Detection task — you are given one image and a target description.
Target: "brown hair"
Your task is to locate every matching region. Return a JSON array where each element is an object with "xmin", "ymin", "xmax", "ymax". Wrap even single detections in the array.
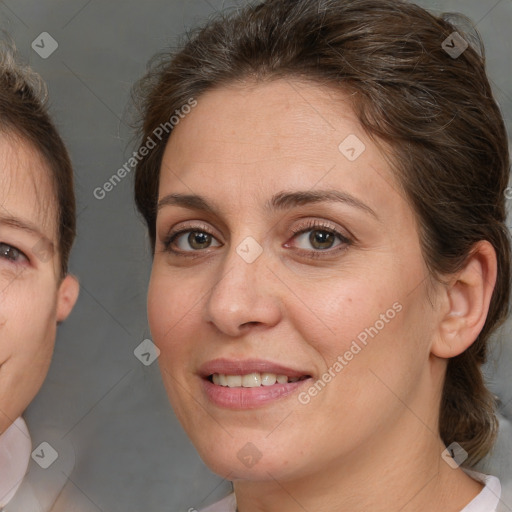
[
  {"xmin": 132, "ymin": 0, "xmax": 511, "ymax": 466},
  {"xmin": 0, "ymin": 40, "xmax": 75, "ymax": 278}
]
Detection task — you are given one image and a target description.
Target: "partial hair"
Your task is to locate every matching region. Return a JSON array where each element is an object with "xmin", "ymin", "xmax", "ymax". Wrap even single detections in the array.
[
  {"xmin": 132, "ymin": 0, "xmax": 511, "ymax": 466},
  {"xmin": 0, "ymin": 38, "xmax": 75, "ymax": 277}
]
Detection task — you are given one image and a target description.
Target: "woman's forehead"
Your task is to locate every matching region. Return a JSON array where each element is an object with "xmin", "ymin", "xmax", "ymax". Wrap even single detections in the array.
[
  {"xmin": 0, "ymin": 134, "xmax": 57, "ymax": 242},
  {"xmin": 159, "ymin": 80, "xmax": 405, "ymax": 222},
  {"xmin": 162, "ymin": 82, "xmax": 361, "ymax": 180},
  {"xmin": 171, "ymin": 79, "xmax": 358, "ymax": 144}
]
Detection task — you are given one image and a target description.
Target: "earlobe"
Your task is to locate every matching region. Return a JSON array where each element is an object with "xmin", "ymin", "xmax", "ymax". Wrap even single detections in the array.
[
  {"xmin": 56, "ymin": 274, "xmax": 80, "ymax": 323},
  {"xmin": 432, "ymin": 241, "xmax": 497, "ymax": 359}
]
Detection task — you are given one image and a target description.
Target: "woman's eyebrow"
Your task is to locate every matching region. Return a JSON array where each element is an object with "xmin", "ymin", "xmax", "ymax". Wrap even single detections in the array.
[
  {"xmin": 0, "ymin": 212, "xmax": 49, "ymax": 239},
  {"xmin": 157, "ymin": 189, "xmax": 378, "ymax": 220},
  {"xmin": 269, "ymin": 190, "xmax": 378, "ymax": 219}
]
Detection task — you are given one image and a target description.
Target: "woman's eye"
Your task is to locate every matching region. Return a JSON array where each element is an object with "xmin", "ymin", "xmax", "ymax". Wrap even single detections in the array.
[
  {"xmin": 289, "ymin": 224, "xmax": 351, "ymax": 256},
  {"xmin": 0, "ymin": 242, "xmax": 28, "ymax": 263},
  {"xmin": 165, "ymin": 228, "xmax": 222, "ymax": 253}
]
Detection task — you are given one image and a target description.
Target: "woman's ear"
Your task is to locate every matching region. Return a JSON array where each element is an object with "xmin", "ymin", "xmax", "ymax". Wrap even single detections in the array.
[
  {"xmin": 432, "ymin": 240, "xmax": 497, "ymax": 359},
  {"xmin": 56, "ymin": 274, "xmax": 80, "ymax": 323}
]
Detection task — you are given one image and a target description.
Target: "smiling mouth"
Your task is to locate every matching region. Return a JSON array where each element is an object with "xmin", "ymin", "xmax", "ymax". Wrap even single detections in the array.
[{"xmin": 208, "ymin": 372, "xmax": 311, "ymax": 387}]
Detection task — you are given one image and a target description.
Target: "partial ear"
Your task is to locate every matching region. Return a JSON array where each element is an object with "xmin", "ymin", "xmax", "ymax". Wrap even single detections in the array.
[
  {"xmin": 432, "ymin": 241, "xmax": 497, "ymax": 359},
  {"xmin": 56, "ymin": 274, "xmax": 80, "ymax": 323}
]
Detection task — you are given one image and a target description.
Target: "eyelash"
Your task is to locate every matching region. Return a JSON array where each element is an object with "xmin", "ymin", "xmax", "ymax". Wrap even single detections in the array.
[
  {"xmin": 0, "ymin": 242, "xmax": 28, "ymax": 265},
  {"xmin": 162, "ymin": 220, "xmax": 352, "ymax": 259}
]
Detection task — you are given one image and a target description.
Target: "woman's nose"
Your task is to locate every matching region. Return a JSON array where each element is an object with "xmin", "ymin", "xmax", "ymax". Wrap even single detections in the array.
[{"xmin": 202, "ymin": 237, "xmax": 283, "ymax": 337}]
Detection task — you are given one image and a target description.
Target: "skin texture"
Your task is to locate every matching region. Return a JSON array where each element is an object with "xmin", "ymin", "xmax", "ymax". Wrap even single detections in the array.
[
  {"xmin": 148, "ymin": 79, "xmax": 496, "ymax": 512},
  {"xmin": 0, "ymin": 134, "xmax": 79, "ymax": 436}
]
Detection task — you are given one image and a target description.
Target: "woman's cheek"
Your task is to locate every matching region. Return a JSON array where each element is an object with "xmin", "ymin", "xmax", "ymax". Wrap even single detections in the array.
[{"xmin": 147, "ymin": 279, "xmax": 169, "ymax": 337}]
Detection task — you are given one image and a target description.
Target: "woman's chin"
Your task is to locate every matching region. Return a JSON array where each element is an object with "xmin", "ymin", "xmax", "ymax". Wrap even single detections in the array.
[
  {"xmin": 193, "ymin": 437, "xmax": 313, "ymax": 482},
  {"xmin": 201, "ymin": 453, "xmax": 290, "ymax": 481}
]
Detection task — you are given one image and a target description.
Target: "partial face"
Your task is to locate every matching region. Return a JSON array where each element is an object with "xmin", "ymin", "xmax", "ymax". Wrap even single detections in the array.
[
  {"xmin": 148, "ymin": 79, "xmax": 442, "ymax": 481},
  {"xmin": 0, "ymin": 134, "xmax": 78, "ymax": 434}
]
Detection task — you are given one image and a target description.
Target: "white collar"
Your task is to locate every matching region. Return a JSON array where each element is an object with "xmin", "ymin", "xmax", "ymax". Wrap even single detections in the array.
[
  {"xmin": 0, "ymin": 417, "xmax": 31, "ymax": 508},
  {"xmin": 460, "ymin": 468, "xmax": 501, "ymax": 512}
]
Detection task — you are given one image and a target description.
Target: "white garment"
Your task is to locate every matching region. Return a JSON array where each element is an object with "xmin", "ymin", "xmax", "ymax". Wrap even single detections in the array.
[
  {"xmin": 460, "ymin": 469, "xmax": 502, "ymax": 512},
  {"xmin": 0, "ymin": 417, "xmax": 31, "ymax": 509},
  {"xmin": 198, "ymin": 470, "xmax": 502, "ymax": 512},
  {"xmin": 0, "ymin": 418, "xmax": 75, "ymax": 512}
]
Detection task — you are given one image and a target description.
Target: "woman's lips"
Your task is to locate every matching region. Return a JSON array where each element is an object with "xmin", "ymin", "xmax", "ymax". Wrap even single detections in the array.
[
  {"xmin": 198, "ymin": 358, "xmax": 311, "ymax": 379},
  {"xmin": 198, "ymin": 358, "xmax": 313, "ymax": 409}
]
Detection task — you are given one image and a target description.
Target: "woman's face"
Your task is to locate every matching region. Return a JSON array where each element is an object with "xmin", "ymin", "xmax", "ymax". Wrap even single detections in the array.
[
  {"xmin": 0, "ymin": 134, "xmax": 78, "ymax": 434},
  {"xmin": 148, "ymin": 79, "xmax": 444, "ymax": 481}
]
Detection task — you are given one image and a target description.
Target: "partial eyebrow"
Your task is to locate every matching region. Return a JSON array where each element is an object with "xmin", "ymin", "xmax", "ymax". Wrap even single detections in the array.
[
  {"xmin": 0, "ymin": 213, "xmax": 52, "ymax": 242},
  {"xmin": 268, "ymin": 190, "xmax": 378, "ymax": 219},
  {"xmin": 158, "ymin": 189, "xmax": 378, "ymax": 220}
]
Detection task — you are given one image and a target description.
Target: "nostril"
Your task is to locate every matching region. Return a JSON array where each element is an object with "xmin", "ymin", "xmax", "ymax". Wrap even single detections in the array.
[{"xmin": 241, "ymin": 321, "xmax": 261, "ymax": 328}]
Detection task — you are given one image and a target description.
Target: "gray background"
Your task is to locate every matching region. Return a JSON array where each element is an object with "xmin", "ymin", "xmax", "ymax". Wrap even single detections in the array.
[{"xmin": 0, "ymin": 0, "xmax": 510, "ymax": 511}]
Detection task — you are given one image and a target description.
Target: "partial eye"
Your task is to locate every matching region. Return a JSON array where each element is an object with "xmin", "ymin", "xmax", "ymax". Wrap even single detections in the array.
[
  {"xmin": 164, "ymin": 228, "xmax": 222, "ymax": 253},
  {"xmin": 286, "ymin": 220, "xmax": 352, "ymax": 258},
  {"xmin": 293, "ymin": 228, "xmax": 344, "ymax": 251},
  {"xmin": 0, "ymin": 242, "xmax": 28, "ymax": 264}
]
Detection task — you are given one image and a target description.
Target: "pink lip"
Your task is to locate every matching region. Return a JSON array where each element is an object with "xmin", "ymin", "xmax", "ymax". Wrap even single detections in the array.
[
  {"xmin": 198, "ymin": 358, "xmax": 312, "ymax": 409},
  {"xmin": 198, "ymin": 358, "xmax": 311, "ymax": 379}
]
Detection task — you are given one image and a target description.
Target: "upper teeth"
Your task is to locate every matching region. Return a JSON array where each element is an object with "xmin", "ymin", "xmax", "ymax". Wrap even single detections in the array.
[{"xmin": 212, "ymin": 373, "xmax": 302, "ymax": 387}]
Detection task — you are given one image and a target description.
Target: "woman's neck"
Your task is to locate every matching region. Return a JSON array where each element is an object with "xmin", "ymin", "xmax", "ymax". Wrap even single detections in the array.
[{"xmin": 233, "ymin": 418, "xmax": 483, "ymax": 512}]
